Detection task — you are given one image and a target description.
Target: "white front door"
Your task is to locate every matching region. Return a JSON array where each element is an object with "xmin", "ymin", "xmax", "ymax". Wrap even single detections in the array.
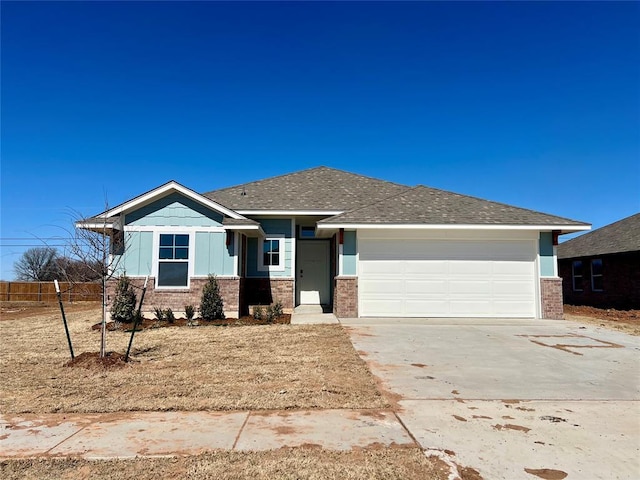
[{"xmin": 297, "ymin": 241, "xmax": 330, "ymax": 305}]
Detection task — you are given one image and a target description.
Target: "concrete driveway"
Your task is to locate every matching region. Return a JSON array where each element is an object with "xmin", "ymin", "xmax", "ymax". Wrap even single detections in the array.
[{"xmin": 343, "ymin": 318, "xmax": 640, "ymax": 480}]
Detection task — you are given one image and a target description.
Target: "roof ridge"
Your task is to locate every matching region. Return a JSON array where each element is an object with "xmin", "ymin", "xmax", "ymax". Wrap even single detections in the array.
[{"xmin": 203, "ymin": 166, "xmax": 408, "ymax": 196}]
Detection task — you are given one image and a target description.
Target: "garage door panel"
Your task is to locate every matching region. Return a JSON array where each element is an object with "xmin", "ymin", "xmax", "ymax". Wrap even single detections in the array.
[
  {"xmin": 359, "ymin": 237, "xmax": 537, "ymax": 318},
  {"xmin": 405, "ymin": 279, "xmax": 447, "ymax": 294}
]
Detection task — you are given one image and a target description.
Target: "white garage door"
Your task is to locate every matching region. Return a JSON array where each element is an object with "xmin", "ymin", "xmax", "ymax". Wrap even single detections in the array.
[{"xmin": 359, "ymin": 236, "xmax": 537, "ymax": 318}]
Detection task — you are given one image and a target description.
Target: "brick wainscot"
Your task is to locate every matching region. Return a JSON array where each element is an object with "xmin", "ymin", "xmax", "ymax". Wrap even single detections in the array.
[
  {"xmin": 107, "ymin": 277, "xmax": 241, "ymax": 319},
  {"xmin": 334, "ymin": 276, "xmax": 358, "ymax": 318},
  {"xmin": 540, "ymin": 278, "xmax": 563, "ymax": 320}
]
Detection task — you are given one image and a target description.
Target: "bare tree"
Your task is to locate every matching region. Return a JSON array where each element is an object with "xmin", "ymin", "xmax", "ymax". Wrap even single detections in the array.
[
  {"xmin": 66, "ymin": 206, "xmax": 126, "ymax": 358},
  {"xmin": 14, "ymin": 247, "xmax": 60, "ymax": 281}
]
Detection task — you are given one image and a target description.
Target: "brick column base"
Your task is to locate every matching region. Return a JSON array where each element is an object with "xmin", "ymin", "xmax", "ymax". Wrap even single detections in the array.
[
  {"xmin": 541, "ymin": 277, "xmax": 563, "ymax": 320},
  {"xmin": 334, "ymin": 276, "xmax": 358, "ymax": 318}
]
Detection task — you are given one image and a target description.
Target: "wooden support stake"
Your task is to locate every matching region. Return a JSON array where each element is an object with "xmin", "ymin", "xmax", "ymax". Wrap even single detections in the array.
[
  {"xmin": 125, "ymin": 276, "xmax": 148, "ymax": 362},
  {"xmin": 54, "ymin": 280, "xmax": 74, "ymax": 360}
]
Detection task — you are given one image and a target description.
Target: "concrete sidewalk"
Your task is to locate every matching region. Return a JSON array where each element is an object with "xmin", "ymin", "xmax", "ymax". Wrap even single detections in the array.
[{"xmin": 0, "ymin": 409, "xmax": 414, "ymax": 459}]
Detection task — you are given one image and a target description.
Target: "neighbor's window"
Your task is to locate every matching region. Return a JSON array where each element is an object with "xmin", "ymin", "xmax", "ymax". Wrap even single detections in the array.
[
  {"xmin": 591, "ymin": 259, "xmax": 603, "ymax": 292},
  {"xmin": 572, "ymin": 260, "xmax": 583, "ymax": 291},
  {"xmin": 157, "ymin": 234, "xmax": 189, "ymax": 287},
  {"xmin": 258, "ymin": 236, "xmax": 285, "ymax": 271}
]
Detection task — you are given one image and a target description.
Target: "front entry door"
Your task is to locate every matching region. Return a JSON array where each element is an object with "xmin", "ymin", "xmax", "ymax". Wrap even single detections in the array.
[{"xmin": 297, "ymin": 241, "xmax": 330, "ymax": 305}]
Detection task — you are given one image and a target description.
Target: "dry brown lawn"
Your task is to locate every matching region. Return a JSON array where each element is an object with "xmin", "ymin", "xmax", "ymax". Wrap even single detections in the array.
[
  {"xmin": 0, "ymin": 449, "xmax": 451, "ymax": 480},
  {"xmin": 0, "ymin": 303, "xmax": 387, "ymax": 414}
]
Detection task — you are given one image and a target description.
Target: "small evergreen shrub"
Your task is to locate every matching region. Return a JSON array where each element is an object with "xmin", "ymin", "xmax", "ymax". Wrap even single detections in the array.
[
  {"xmin": 165, "ymin": 308, "xmax": 175, "ymax": 323},
  {"xmin": 253, "ymin": 306, "xmax": 264, "ymax": 320},
  {"xmin": 153, "ymin": 307, "xmax": 165, "ymax": 321},
  {"xmin": 270, "ymin": 300, "xmax": 284, "ymax": 319},
  {"xmin": 200, "ymin": 275, "xmax": 225, "ymax": 320},
  {"xmin": 110, "ymin": 275, "xmax": 137, "ymax": 323},
  {"xmin": 185, "ymin": 305, "xmax": 195, "ymax": 321}
]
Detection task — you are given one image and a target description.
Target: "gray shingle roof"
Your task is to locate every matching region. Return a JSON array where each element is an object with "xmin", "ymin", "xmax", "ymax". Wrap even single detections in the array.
[
  {"xmin": 318, "ymin": 185, "xmax": 589, "ymax": 227},
  {"xmin": 557, "ymin": 213, "xmax": 640, "ymax": 259},
  {"xmin": 204, "ymin": 166, "xmax": 409, "ymax": 211},
  {"xmin": 222, "ymin": 218, "xmax": 260, "ymax": 226}
]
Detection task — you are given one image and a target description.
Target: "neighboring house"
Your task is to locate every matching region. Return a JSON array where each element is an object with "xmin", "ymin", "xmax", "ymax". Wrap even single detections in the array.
[
  {"xmin": 78, "ymin": 166, "xmax": 589, "ymax": 320},
  {"xmin": 558, "ymin": 213, "xmax": 640, "ymax": 310}
]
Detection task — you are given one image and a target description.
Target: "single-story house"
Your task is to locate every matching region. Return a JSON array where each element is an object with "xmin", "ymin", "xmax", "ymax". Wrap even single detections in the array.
[
  {"xmin": 558, "ymin": 213, "xmax": 640, "ymax": 310},
  {"xmin": 79, "ymin": 166, "xmax": 589, "ymax": 319}
]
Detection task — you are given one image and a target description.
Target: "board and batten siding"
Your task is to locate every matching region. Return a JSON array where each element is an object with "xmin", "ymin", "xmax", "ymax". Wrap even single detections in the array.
[
  {"xmin": 538, "ymin": 232, "xmax": 556, "ymax": 277},
  {"xmin": 112, "ymin": 193, "xmax": 234, "ymax": 277},
  {"xmin": 342, "ymin": 230, "xmax": 357, "ymax": 275},
  {"xmin": 194, "ymin": 232, "xmax": 235, "ymax": 276},
  {"xmin": 247, "ymin": 218, "xmax": 293, "ymax": 278}
]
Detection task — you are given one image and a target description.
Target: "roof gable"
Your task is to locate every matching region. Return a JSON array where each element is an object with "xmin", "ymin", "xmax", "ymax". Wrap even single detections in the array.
[
  {"xmin": 204, "ymin": 166, "xmax": 409, "ymax": 212},
  {"xmin": 558, "ymin": 213, "xmax": 640, "ymax": 258},
  {"xmin": 319, "ymin": 185, "xmax": 589, "ymax": 229}
]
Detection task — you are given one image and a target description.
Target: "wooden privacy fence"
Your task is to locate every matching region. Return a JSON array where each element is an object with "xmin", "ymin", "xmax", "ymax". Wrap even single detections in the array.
[{"xmin": 0, "ymin": 281, "xmax": 102, "ymax": 303}]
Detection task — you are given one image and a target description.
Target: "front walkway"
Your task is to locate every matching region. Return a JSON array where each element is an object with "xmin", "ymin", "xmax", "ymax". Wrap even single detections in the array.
[{"xmin": 290, "ymin": 304, "xmax": 338, "ymax": 324}]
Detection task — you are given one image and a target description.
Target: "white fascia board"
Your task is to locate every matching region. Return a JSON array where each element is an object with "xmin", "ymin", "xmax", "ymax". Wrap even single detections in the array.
[
  {"xmin": 236, "ymin": 210, "xmax": 344, "ymax": 216},
  {"xmin": 316, "ymin": 223, "xmax": 591, "ymax": 232},
  {"xmin": 102, "ymin": 181, "xmax": 245, "ymax": 220},
  {"xmin": 75, "ymin": 222, "xmax": 115, "ymax": 231},
  {"xmin": 222, "ymin": 224, "xmax": 265, "ymax": 237}
]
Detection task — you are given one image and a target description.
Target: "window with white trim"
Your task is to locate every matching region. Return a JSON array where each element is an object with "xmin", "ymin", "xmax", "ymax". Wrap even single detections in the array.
[
  {"xmin": 572, "ymin": 260, "xmax": 583, "ymax": 291},
  {"xmin": 157, "ymin": 234, "xmax": 189, "ymax": 287},
  {"xmin": 258, "ymin": 236, "xmax": 285, "ymax": 271},
  {"xmin": 591, "ymin": 259, "xmax": 603, "ymax": 292}
]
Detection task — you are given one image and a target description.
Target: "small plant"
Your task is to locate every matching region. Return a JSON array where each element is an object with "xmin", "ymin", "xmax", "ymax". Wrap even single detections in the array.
[
  {"xmin": 165, "ymin": 308, "xmax": 175, "ymax": 324},
  {"xmin": 200, "ymin": 275, "xmax": 225, "ymax": 320},
  {"xmin": 253, "ymin": 305, "xmax": 264, "ymax": 320},
  {"xmin": 185, "ymin": 305, "xmax": 195, "ymax": 321},
  {"xmin": 270, "ymin": 300, "xmax": 284, "ymax": 319},
  {"xmin": 153, "ymin": 307, "xmax": 165, "ymax": 322},
  {"xmin": 110, "ymin": 275, "xmax": 137, "ymax": 323}
]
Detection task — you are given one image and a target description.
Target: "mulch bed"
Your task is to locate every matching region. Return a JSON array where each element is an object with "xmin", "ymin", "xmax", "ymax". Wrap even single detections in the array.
[
  {"xmin": 91, "ymin": 314, "xmax": 291, "ymax": 332},
  {"xmin": 65, "ymin": 351, "xmax": 128, "ymax": 369}
]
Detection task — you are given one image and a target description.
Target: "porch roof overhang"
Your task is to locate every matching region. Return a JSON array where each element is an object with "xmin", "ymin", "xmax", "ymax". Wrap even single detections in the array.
[{"xmin": 222, "ymin": 218, "xmax": 265, "ymax": 237}]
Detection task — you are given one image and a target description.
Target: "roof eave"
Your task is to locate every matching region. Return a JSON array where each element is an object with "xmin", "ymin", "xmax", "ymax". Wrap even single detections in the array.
[{"xmin": 317, "ymin": 223, "xmax": 591, "ymax": 232}]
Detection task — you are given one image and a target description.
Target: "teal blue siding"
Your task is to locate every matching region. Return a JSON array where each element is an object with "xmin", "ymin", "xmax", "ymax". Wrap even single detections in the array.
[
  {"xmin": 119, "ymin": 231, "xmax": 153, "ymax": 276},
  {"xmin": 539, "ymin": 232, "xmax": 555, "ymax": 277},
  {"xmin": 125, "ymin": 193, "xmax": 223, "ymax": 227},
  {"xmin": 343, "ymin": 230, "xmax": 357, "ymax": 275},
  {"xmin": 195, "ymin": 232, "xmax": 235, "ymax": 276},
  {"xmin": 246, "ymin": 218, "xmax": 293, "ymax": 278}
]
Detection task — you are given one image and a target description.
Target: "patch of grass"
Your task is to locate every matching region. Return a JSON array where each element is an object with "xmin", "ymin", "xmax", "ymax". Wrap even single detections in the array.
[
  {"xmin": 0, "ymin": 306, "xmax": 387, "ymax": 414},
  {"xmin": 0, "ymin": 448, "xmax": 451, "ymax": 480}
]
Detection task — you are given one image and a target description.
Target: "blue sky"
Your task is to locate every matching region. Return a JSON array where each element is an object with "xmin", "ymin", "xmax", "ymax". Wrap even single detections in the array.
[{"xmin": 1, "ymin": 1, "xmax": 638, "ymax": 280}]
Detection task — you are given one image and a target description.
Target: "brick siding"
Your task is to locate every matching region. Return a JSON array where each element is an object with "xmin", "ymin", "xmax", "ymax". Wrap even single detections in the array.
[
  {"xmin": 241, "ymin": 278, "xmax": 294, "ymax": 314},
  {"xmin": 107, "ymin": 277, "xmax": 240, "ymax": 319},
  {"xmin": 334, "ymin": 276, "xmax": 358, "ymax": 318},
  {"xmin": 540, "ymin": 277, "xmax": 563, "ymax": 320},
  {"xmin": 559, "ymin": 252, "xmax": 640, "ymax": 310}
]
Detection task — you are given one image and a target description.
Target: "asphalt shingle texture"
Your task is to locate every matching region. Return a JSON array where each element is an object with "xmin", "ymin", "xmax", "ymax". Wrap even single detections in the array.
[
  {"xmin": 319, "ymin": 185, "xmax": 588, "ymax": 226},
  {"xmin": 557, "ymin": 213, "xmax": 640, "ymax": 258},
  {"xmin": 204, "ymin": 166, "xmax": 409, "ymax": 211}
]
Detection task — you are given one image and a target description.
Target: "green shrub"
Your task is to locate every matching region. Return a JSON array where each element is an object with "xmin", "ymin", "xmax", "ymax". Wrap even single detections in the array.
[
  {"xmin": 184, "ymin": 305, "xmax": 195, "ymax": 321},
  {"xmin": 270, "ymin": 300, "xmax": 284, "ymax": 319},
  {"xmin": 253, "ymin": 305, "xmax": 264, "ymax": 320},
  {"xmin": 165, "ymin": 308, "xmax": 175, "ymax": 323},
  {"xmin": 110, "ymin": 275, "xmax": 137, "ymax": 323},
  {"xmin": 153, "ymin": 307, "xmax": 165, "ymax": 321},
  {"xmin": 200, "ymin": 275, "xmax": 225, "ymax": 320}
]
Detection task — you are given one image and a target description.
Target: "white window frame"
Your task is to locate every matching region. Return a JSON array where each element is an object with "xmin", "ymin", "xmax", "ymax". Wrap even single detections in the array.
[
  {"xmin": 572, "ymin": 260, "xmax": 583, "ymax": 292},
  {"xmin": 591, "ymin": 258, "xmax": 603, "ymax": 292},
  {"xmin": 155, "ymin": 231, "xmax": 193, "ymax": 289},
  {"xmin": 258, "ymin": 235, "xmax": 285, "ymax": 272}
]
